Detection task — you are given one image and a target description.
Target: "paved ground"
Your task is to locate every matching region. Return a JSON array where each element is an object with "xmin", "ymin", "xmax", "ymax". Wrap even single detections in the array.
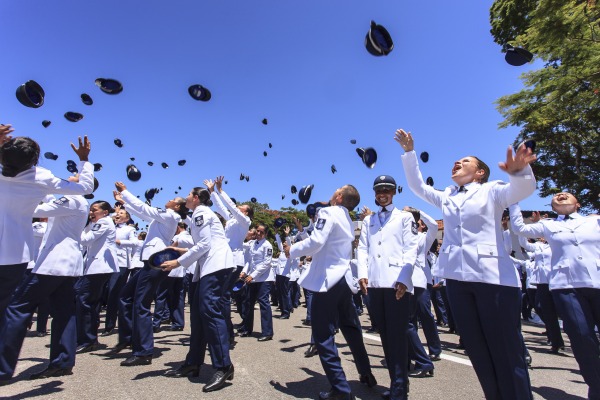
[{"xmin": 0, "ymin": 302, "xmax": 589, "ymax": 399}]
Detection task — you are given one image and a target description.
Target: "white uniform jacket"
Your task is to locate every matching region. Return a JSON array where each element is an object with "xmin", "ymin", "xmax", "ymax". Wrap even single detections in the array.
[
  {"xmin": 246, "ymin": 238, "xmax": 274, "ymax": 282},
  {"xmin": 211, "ymin": 190, "xmax": 251, "ymax": 267},
  {"xmin": 401, "ymin": 150, "xmax": 536, "ymax": 287},
  {"xmin": 115, "ymin": 224, "xmax": 137, "ymax": 269},
  {"xmin": 27, "ymin": 221, "xmax": 48, "ymax": 269},
  {"xmin": 172, "ymin": 231, "xmax": 195, "ymax": 275},
  {"xmin": 177, "ymin": 205, "xmax": 234, "ymax": 282},
  {"xmin": 0, "ymin": 161, "xmax": 94, "ymax": 265},
  {"xmin": 412, "ymin": 210, "xmax": 439, "ymax": 289},
  {"xmin": 509, "ymin": 204, "xmax": 600, "ymax": 290},
  {"xmin": 357, "ymin": 206, "xmax": 419, "ymax": 292},
  {"xmin": 81, "ymin": 216, "xmax": 119, "ymax": 275},
  {"xmin": 518, "ymin": 236, "xmax": 552, "ymax": 285},
  {"xmin": 129, "ymin": 239, "xmax": 145, "ymax": 269},
  {"xmin": 120, "ymin": 190, "xmax": 181, "ymax": 261},
  {"xmin": 291, "ymin": 205, "xmax": 354, "ymax": 293},
  {"xmin": 31, "ymin": 195, "xmax": 88, "ymax": 276}
]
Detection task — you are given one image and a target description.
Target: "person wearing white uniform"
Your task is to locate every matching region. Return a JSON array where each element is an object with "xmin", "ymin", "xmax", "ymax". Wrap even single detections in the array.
[
  {"xmin": 0, "ymin": 177, "xmax": 91, "ymax": 384},
  {"xmin": 284, "ymin": 185, "xmax": 375, "ymax": 400},
  {"xmin": 0, "ymin": 131, "xmax": 93, "ymax": 321},
  {"xmin": 161, "ymin": 187, "xmax": 235, "ymax": 392},
  {"xmin": 509, "ymin": 194, "xmax": 600, "ymax": 400},
  {"xmin": 107, "ymin": 183, "xmax": 187, "ymax": 366},
  {"xmin": 357, "ymin": 176, "xmax": 419, "ymax": 400},
  {"xmin": 76, "ymin": 201, "xmax": 119, "ymax": 353},
  {"xmin": 26, "ymin": 218, "xmax": 50, "ymax": 336},
  {"xmin": 396, "ymin": 128, "xmax": 537, "ymax": 400}
]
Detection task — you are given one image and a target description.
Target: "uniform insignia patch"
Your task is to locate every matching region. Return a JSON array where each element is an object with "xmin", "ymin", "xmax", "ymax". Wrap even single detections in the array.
[
  {"xmin": 156, "ymin": 207, "xmax": 165, "ymax": 213},
  {"xmin": 92, "ymin": 223, "xmax": 101, "ymax": 232},
  {"xmin": 195, "ymin": 215, "xmax": 204, "ymax": 226},
  {"xmin": 267, "ymin": 248, "xmax": 272, "ymax": 256},
  {"xmin": 53, "ymin": 196, "xmax": 69, "ymax": 205},
  {"xmin": 316, "ymin": 218, "xmax": 326, "ymax": 230},
  {"xmin": 411, "ymin": 221, "xmax": 418, "ymax": 235}
]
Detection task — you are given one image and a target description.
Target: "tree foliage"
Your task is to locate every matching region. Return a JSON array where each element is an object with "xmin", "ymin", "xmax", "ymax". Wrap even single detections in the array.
[{"xmin": 490, "ymin": 0, "xmax": 600, "ymax": 211}]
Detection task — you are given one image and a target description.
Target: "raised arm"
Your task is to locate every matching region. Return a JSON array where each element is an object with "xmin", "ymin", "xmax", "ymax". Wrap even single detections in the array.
[{"xmin": 509, "ymin": 203, "xmax": 545, "ymax": 239}]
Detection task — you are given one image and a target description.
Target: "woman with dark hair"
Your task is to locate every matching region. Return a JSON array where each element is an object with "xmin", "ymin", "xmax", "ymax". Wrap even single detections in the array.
[
  {"xmin": 509, "ymin": 193, "xmax": 600, "ymax": 400},
  {"xmin": 396, "ymin": 128, "xmax": 537, "ymax": 400},
  {"xmin": 161, "ymin": 186, "xmax": 235, "ymax": 392},
  {"xmin": 107, "ymin": 182, "xmax": 188, "ymax": 366},
  {"xmin": 0, "ymin": 174, "xmax": 94, "ymax": 384},
  {"xmin": 76, "ymin": 200, "xmax": 119, "ymax": 353},
  {"xmin": 0, "ymin": 127, "xmax": 94, "ymax": 322}
]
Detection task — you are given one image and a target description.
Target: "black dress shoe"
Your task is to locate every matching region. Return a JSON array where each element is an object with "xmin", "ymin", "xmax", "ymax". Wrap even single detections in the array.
[
  {"xmin": 203, "ymin": 364, "xmax": 234, "ymax": 392},
  {"xmin": 238, "ymin": 331, "xmax": 251, "ymax": 337},
  {"xmin": 76, "ymin": 343, "xmax": 100, "ymax": 354},
  {"xmin": 302, "ymin": 320, "xmax": 312, "ymax": 326},
  {"xmin": 120, "ymin": 355, "xmax": 152, "ymax": 366},
  {"xmin": 233, "ymin": 323, "xmax": 244, "ymax": 329},
  {"xmin": 304, "ymin": 344, "xmax": 318, "ymax": 358},
  {"xmin": 381, "ymin": 390, "xmax": 390, "ymax": 400},
  {"xmin": 165, "ymin": 326, "xmax": 184, "ymax": 331},
  {"xmin": 257, "ymin": 335, "xmax": 273, "ymax": 342},
  {"xmin": 429, "ymin": 353, "xmax": 442, "ymax": 361},
  {"xmin": 229, "ymin": 337, "xmax": 237, "ymax": 349},
  {"xmin": 550, "ymin": 345, "xmax": 565, "ymax": 354},
  {"xmin": 359, "ymin": 372, "xmax": 377, "ymax": 387},
  {"xmin": 100, "ymin": 329, "xmax": 115, "ymax": 337},
  {"xmin": 165, "ymin": 363, "xmax": 200, "ymax": 378},
  {"xmin": 30, "ymin": 366, "xmax": 73, "ymax": 380},
  {"xmin": 104, "ymin": 342, "xmax": 131, "ymax": 357},
  {"xmin": 0, "ymin": 379, "xmax": 10, "ymax": 386},
  {"xmin": 318, "ymin": 389, "xmax": 355, "ymax": 400},
  {"xmin": 278, "ymin": 315, "xmax": 290, "ymax": 320},
  {"xmin": 153, "ymin": 327, "xmax": 161, "ymax": 333},
  {"xmin": 408, "ymin": 367, "xmax": 434, "ymax": 378}
]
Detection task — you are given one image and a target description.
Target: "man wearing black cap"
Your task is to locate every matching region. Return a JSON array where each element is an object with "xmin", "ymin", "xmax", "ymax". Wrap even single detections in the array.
[
  {"xmin": 356, "ymin": 175, "xmax": 420, "ymax": 400},
  {"xmin": 284, "ymin": 185, "xmax": 375, "ymax": 400}
]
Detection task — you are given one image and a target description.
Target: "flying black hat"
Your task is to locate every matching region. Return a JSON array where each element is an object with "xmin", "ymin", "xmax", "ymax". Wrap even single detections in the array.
[
  {"xmin": 93, "ymin": 163, "xmax": 102, "ymax": 172},
  {"xmin": 263, "ymin": 151, "xmax": 267, "ymax": 157},
  {"xmin": 81, "ymin": 93, "xmax": 93, "ymax": 105},
  {"xmin": 291, "ymin": 199, "xmax": 299, "ymax": 206},
  {"xmin": 373, "ymin": 175, "xmax": 396, "ymax": 190},
  {"xmin": 16, "ymin": 80, "xmax": 45, "ymax": 108},
  {"xmin": 67, "ymin": 160, "xmax": 76, "ymax": 166},
  {"xmin": 64, "ymin": 112, "xmax": 83, "ymax": 122},
  {"xmin": 365, "ymin": 21, "xmax": 394, "ymax": 56},
  {"xmin": 188, "ymin": 84, "xmax": 211, "ymax": 101},
  {"xmin": 44, "ymin": 152, "xmax": 58, "ymax": 161},
  {"xmin": 126, "ymin": 164, "xmax": 142, "ymax": 181},
  {"xmin": 148, "ymin": 248, "xmax": 180, "ymax": 270},
  {"xmin": 145, "ymin": 188, "xmax": 158, "ymax": 201},
  {"xmin": 505, "ymin": 45, "xmax": 533, "ymax": 66},
  {"xmin": 251, "ymin": 197, "xmax": 257, "ymax": 203},
  {"xmin": 42, "ymin": 120, "xmax": 51, "ymax": 128},
  {"xmin": 274, "ymin": 217, "xmax": 286, "ymax": 228},
  {"xmin": 67, "ymin": 164, "xmax": 78, "ymax": 174},
  {"xmin": 95, "ymin": 78, "xmax": 123, "ymax": 95},
  {"xmin": 420, "ymin": 152, "xmax": 429, "ymax": 163},
  {"xmin": 356, "ymin": 147, "xmax": 377, "ymax": 168},
  {"xmin": 269, "ymin": 143, "xmax": 272, "ymax": 148},
  {"xmin": 240, "ymin": 173, "xmax": 245, "ymax": 180},
  {"xmin": 331, "ymin": 164, "xmax": 337, "ymax": 174},
  {"xmin": 281, "ymin": 194, "xmax": 285, "ymax": 200},
  {"xmin": 114, "ymin": 138, "xmax": 123, "ymax": 148},
  {"xmin": 426, "ymin": 177, "xmax": 434, "ymax": 186},
  {"xmin": 299, "ymin": 184, "xmax": 314, "ymax": 204},
  {"xmin": 245, "ymin": 176, "xmax": 250, "ymax": 182},
  {"xmin": 398, "ymin": 186, "xmax": 403, "ymax": 194},
  {"xmin": 130, "ymin": 157, "xmax": 135, "ymax": 161},
  {"xmin": 262, "ymin": 118, "xmax": 268, "ymax": 125},
  {"xmin": 178, "ymin": 160, "xmax": 186, "ymax": 166},
  {"xmin": 350, "ymin": 139, "xmax": 357, "ymax": 144},
  {"xmin": 161, "ymin": 162, "xmax": 169, "ymax": 169},
  {"xmin": 148, "ymin": 161, "xmax": 153, "ymax": 166},
  {"xmin": 291, "ymin": 185, "xmax": 297, "ymax": 194}
]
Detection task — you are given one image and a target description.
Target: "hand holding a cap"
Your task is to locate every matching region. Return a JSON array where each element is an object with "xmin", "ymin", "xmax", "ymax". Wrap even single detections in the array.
[
  {"xmin": 0, "ymin": 124, "xmax": 15, "ymax": 145},
  {"xmin": 71, "ymin": 135, "xmax": 91, "ymax": 162},
  {"xmin": 160, "ymin": 259, "xmax": 180, "ymax": 272},
  {"xmin": 394, "ymin": 129, "xmax": 414, "ymax": 152}
]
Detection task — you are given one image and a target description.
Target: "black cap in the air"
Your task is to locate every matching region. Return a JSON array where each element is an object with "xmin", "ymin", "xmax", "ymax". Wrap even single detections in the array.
[
  {"xmin": 262, "ymin": 118, "xmax": 268, "ymax": 125},
  {"xmin": 398, "ymin": 186, "xmax": 403, "ymax": 194},
  {"xmin": 281, "ymin": 194, "xmax": 285, "ymax": 200},
  {"xmin": 114, "ymin": 138, "xmax": 123, "ymax": 148},
  {"xmin": 145, "ymin": 188, "xmax": 158, "ymax": 201},
  {"xmin": 426, "ymin": 177, "xmax": 434, "ymax": 186},
  {"xmin": 299, "ymin": 184, "xmax": 314, "ymax": 204},
  {"xmin": 64, "ymin": 112, "xmax": 84, "ymax": 122},
  {"xmin": 161, "ymin": 162, "xmax": 169, "ymax": 169},
  {"xmin": 274, "ymin": 217, "xmax": 286, "ymax": 228},
  {"xmin": 67, "ymin": 164, "xmax": 78, "ymax": 174},
  {"xmin": 269, "ymin": 143, "xmax": 272, "ymax": 148},
  {"xmin": 178, "ymin": 160, "xmax": 186, "ymax": 166},
  {"xmin": 81, "ymin": 93, "xmax": 93, "ymax": 105},
  {"xmin": 188, "ymin": 84, "xmax": 211, "ymax": 101},
  {"xmin": 95, "ymin": 78, "xmax": 123, "ymax": 95},
  {"xmin": 130, "ymin": 157, "xmax": 135, "ymax": 161},
  {"xmin": 42, "ymin": 120, "xmax": 51, "ymax": 128},
  {"xmin": 263, "ymin": 151, "xmax": 267, "ymax": 157},
  {"xmin": 365, "ymin": 21, "xmax": 394, "ymax": 56},
  {"xmin": 44, "ymin": 152, "xmax": 58, "ymax": 161},
  {"xmin": 291, "ymin": 199, "xmax": 299, "ymax": 206},
  {"xmin": 83, "ymin": 193, "xmax": 95, "ymax": 200},
  {"xmin": 240, "ymin": 173, "xmax": 245, "ymax": 181},
  {"xmin": 331, "ymin": 164, "xmax": 337, "ymax": 174},
  {"xmin": 245, "ymin": 176, "xmax": 250, "ymax": 182},
  {"xmin": 67, "ymin": 160, "xmax": 76, "ymax": 166},
  {"xmin": 350, "ymin": 139, "xmax": 357, "ymax": 144},
  {"xmin": 373, "ymin": 175, "xmax": 396, "ymax": 190},
  {"xmin": 251, "ymin": 197, "xmax": 257, "ymax": 203},
  {"xmin": 291, "ymin": 185, "xmax": 297, "ymax": 194},
  {"xmin": 505, "ymin": 45, "xmax": 534, "ymax": 66},
  {"xmin": 126, "ymin": 164, "xmax": 142, "ymax": 181},
  {"xmin": 148, "ymin": 161, "xmax": 153, "ymax": 166},
  {"xmin": 420, "ymin": 152, "xmax": 429, "ymax": 163},
  {"xmin": 93, "ymin": 163, "xmax": 102, "ymax": 172},
  {"xmin": 356, "ymin": 147, "xmax": 377, "ymax": 168},
  {"xmin": 16, "ymin": 80, "xmax": 45, "ymax": 108}
]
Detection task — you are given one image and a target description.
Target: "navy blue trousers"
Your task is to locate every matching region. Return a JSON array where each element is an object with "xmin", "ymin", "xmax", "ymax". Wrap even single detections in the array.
[
  {"xmin": 185, "ymin": 268, "xmax": 233, "ymax": 368},
  {"xmin": 0, "ymin": 263, "xmax": 28, "ymax": 322},
  {"xmin": 429, "ymin": 284, "xmax": 448, "ymax": 325},
  {"xmin": 446, "ymin": 279, "xmax": 532, "ymax": 400},
  {"xmin": 76, "ymin": 273, "xmax": 111, "ymax": 347},
  {"xmin": 220, "ymin": 265, "xmax": 243, "ymax": 340},
  {"xmin": 118, "ymin": 263, "xmax": 169, "ymax": 356},
  {"xmin": 413, "ymin": 286, "xmax": 442, "ymax": 356},
  {"xmin": 243, "ymin": 281, "xmax": 274, "ymax": 336},
  {"xmin": 0, "ymin": 273, "xmax": 77, "ymax": 381},
  {"xmin": 304, "ymin": 288, "xmax": 314, "ymax": 322},
  {"xmin": 311, "ymin": 279, "xmax": 372, "ymax": 394},
  {"xmin": 369, "ymin": 288, "xmax": 409, "ymax": 400},
  {"xmin": 276, "ymin": 275, "xmax": 292, "ymax": 317},
  {"xmin": 291, "ymin": 281, "xmax": 301, "ymax": 308},
  {"xmin": 552, "ymin": 288, "xmax": 600, "ymax": 400},
  {"xmin": 407, "ymin": 291, "xmax": 434, "ymax": 370},
  {"xmin": 104, "ymin": 267, "xmax": 130, "ymax": 332},
  {"xmin": 153, "ymin": 277, "xmax": 185, "ymax": 329},
  {"xmin": 535, "ymin": 284, "xmax": 564, "ymax": 348},
  {"xmin": 439, "ymin": 285, "xmax": 456, "ymax": 332}
]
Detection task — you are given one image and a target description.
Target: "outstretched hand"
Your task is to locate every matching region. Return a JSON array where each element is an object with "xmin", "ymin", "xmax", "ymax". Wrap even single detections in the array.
[
  {"xmin": 204, "ymin": 179, "xmax": 215, "ymax": 193},
  {"xmin": 0, "ymin": 124, "xmax": 14, "ymax": 145},
  {"xmin": 393, "ymin": 129, "xmax": 414, "ymax": 152},
  {"xmin": 498, "ymin": 143, "xmax": 536, "ymax": 174},
  {"xmin": 215, "ymin": 176, "xmax": 224, "ymax": 192},
  {"xmin": 71, "ymin": 136, "xmax": 91, "ymax": 162}
]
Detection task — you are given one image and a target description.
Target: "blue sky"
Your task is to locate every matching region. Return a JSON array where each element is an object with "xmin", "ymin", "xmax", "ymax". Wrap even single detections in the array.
[{"xmin": 0, "ymin": 0, "xmax": 549, "ymax": 221}]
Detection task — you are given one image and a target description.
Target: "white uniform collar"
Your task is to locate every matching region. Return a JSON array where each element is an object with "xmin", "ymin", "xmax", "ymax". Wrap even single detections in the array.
[{"xmin": 378, "ymin": 203, "xmax": 394, "ymax": 212}]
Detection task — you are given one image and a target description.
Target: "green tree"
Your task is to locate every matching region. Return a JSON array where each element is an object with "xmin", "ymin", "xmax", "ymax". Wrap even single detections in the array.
[{"xmin": 490, "ymin": 0, "xmax": 600, "ymax": 211}]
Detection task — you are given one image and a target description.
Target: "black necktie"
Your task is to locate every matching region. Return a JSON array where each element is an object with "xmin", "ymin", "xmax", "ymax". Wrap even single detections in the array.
[
  {"xmin": 563, "ymin": 215, "xmax": 571, "ymax": 220},
  {"xmin": 381, "ymin": 206, "xmax": 387, "ymax": 213},
  {"xmin": 458, "ymin": 186, "xmax": 467, "ymax": 193}
]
